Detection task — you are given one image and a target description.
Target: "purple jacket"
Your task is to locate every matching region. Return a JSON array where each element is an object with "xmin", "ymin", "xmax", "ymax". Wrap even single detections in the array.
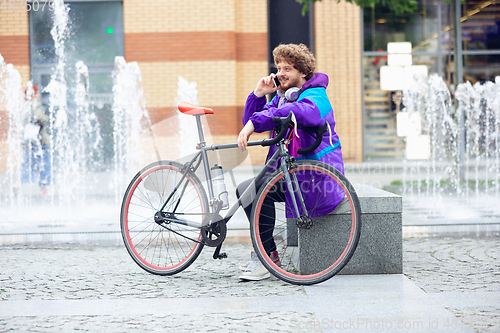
[{"xmin": 243, "ymin": 73, "xmax": 345, "ymax": 217}]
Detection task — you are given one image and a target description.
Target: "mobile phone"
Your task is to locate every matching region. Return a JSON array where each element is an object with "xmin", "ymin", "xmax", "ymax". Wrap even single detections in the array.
[{"xmin": 273, "ymin": 76, "xmax": 281, "ymax": 88}]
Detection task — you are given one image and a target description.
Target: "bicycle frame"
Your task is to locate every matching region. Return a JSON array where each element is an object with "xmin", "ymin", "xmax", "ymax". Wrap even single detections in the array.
[
  {"xmin": 156, "ymin": 114, "xmax": 309, "ymax": 229},
  {"xmin": 122, "ymin": 108, "xmax": 362, "ymax": 282}
]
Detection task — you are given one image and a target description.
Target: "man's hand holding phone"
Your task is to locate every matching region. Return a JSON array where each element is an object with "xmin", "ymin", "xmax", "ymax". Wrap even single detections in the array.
[{"xmin": 253, "ymin": 74, "xmax": 280, "ymax": 98}]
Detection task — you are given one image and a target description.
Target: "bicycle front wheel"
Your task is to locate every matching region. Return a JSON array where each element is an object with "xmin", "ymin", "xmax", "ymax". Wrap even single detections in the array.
[
  {"xmin": 121, "ymin": 160, "xmax": 208, "ymax": 275},
  {"xmin": 250, "ymin": 160, "xmax": 361, "ymax": 285}
]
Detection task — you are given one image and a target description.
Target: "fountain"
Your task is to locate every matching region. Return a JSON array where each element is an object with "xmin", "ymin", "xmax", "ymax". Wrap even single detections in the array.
[
  {"xmin": 176, "ymin": 76, "xmax": 202, "ymax": 157},
  {"xmin": 456, "ymin": 79, "xmax": 500, "ymax": 198},
  {"xmin": 401, "ymin": 74, "xmax": 500, "ymax": 236},
  {"xmin": 44, "ymin": 0, "xmax": 70, "ymax": 199},
  {"xmin": 402, "ymin": 74, "xmax": 459, "ymax": 196},
  {"xmin": 74, "ymin": 60, "xmax": 104, "ymax": 177},
  {"xmin": 0, "ymin": 1, "xmax": 150, "ymax": 245},
  {"xmin": 0, "ymin": 55, "xmax": 24, "ymax": 204},
  {"xmin": 111, "ymin": 56, "xmax": 153, "ymax": 199}
]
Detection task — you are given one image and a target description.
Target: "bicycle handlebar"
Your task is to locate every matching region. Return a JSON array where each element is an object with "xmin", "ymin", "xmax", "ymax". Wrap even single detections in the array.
[
  {"xmin": 259, "ymin": 111, "xmax": 328, "ymax": 155},
  {"xmin": 260, "ymin": 112, "xmax": 294, "ymax": 147},
  {"xmin": 296, "ymin": 122, "xmax": 328, "ymax": 155}
]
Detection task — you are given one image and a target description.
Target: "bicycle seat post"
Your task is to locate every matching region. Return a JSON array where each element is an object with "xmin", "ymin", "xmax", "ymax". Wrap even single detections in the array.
[
  {"xmin": 194, "ymin": 114, "xmax": 216, "ymax": 200},
  {"xmin": 195, "ymin": 114, "xmax": 206, "ymax": 148}
]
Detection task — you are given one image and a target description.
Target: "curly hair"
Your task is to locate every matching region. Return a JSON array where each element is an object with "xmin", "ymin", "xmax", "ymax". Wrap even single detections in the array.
[{"xmin": 273, "ymin": 43, "xmax": 316, "ymax": 80}]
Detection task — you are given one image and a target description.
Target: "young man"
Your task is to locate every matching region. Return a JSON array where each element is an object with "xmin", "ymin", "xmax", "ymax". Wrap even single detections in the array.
[{"xmin": 236, "ymin": 43, "xmax": 344, "ymax": 281}]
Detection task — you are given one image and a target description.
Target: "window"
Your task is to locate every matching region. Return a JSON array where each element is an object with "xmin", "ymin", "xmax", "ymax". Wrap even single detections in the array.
[
  {"xmin": 30, "ymin": 1, "xmax": 124, "ymax": 168},
  {"xmin": 31, "ymin": 1, "xmax": 123, "ymax": 66},
  {"xmin": 362, "ymin": 0, "xmax": 500, "ymax": 159}
]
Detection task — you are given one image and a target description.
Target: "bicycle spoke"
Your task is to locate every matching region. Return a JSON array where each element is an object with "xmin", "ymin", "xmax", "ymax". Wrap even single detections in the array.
[
  {"xmin": 250, "ymin": 160, "xmax": 361, "ymax": 285},
  {"xmin": 121, "ymin": 161, "xmax": 207, "ymax": 275}
]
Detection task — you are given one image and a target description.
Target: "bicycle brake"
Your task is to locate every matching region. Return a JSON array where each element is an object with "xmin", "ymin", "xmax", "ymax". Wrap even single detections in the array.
[{"xmin": 181, "ymin": 162, "xmax": 195, "ymax": 174}]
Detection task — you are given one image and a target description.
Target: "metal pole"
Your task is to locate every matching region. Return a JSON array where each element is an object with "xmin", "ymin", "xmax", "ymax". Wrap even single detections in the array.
[
  {"xmin": 437, "ymin": 0, "xmax": 443, "ymax": 76},
  {"xmin": 360, "ymin": 8, "xmax": 366, "ymax": 161},
  {"xmin": 453, "ymin": 0, "xmax": 466, "ymax": 182},
  {"xmin": 309, "ymin": 0, "xmax": 314, "ymax": 53},
  {"xmin": 453, "ymin": 0, "xmax": 463, "ymax": 87}
]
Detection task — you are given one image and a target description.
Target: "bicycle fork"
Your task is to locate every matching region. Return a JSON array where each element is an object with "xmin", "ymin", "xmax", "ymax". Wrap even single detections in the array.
[{"xmin": 278, "ymin": 145, "xmax": 313, "ymax": 229}]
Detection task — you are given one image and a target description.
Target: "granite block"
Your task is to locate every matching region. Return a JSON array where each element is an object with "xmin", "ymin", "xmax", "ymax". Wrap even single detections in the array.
[{"xmin": 290, "ymin": 183, "xmax": 402, "ymax": 275}]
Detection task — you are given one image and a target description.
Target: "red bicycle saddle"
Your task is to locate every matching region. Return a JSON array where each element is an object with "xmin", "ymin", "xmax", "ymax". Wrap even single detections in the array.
[{"xmin": 178, "ymin": 102, "xmax": 214, "ymax": 115}]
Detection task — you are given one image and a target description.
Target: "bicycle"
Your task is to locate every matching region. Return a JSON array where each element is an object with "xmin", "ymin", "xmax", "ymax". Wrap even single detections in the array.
[{"xmin": 120, "ymin": 102, "xmax": 361, "ymax": 285}]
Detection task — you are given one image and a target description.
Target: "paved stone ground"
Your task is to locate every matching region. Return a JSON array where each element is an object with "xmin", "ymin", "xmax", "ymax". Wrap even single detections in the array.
[
  {"xmin": 0, "ymin": 241, "xmax": 321, "ymax": 332},
  {"xmin": 0, "ymin": 242, "xmax": 308, "ymax": 301},
  {"xmin": 1, "ymin": 313, "xmax": 321, "ymax": 332},
  {"xmin": 0, "ymin": 236, "xmax": 499, "ymax": 332},
  {"xmin": 404, "ymin": 236, "xmax": 500, "ymax": 333}
]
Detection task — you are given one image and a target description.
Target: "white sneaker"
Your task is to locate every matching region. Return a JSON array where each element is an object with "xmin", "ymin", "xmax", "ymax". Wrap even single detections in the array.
[
  {"xmin": 239, "ymin": 251, "xmax": 281, "ymax": 271},
  {"xmin": 239, "ymin": 251, "xmax": 280, "ymax": 281},
  {"xmin": 238, "ymin": 251, "xmax": 256, "ymax": 271},
  {"xmin": 239, "ymin": 262, "xmax": 270, "ymax": 281}
]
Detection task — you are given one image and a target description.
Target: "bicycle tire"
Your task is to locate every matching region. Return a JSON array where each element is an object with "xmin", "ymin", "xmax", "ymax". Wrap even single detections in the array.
[
  {"xmin": 250, "ymin": 160, "xmax": 361, "ymax": 285},
  {"xmin": 120, "ymin": 160, "xmax": 208, "ymax": 275}
]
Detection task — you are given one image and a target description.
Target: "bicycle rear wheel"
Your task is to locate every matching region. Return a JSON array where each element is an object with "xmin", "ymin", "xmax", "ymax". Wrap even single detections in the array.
[
  {"xmin": 121, "ymin": 160, "xmax": 208, "ymax": 275},
  {"xmin": 250, "ymin": 160, "xmax": 361, "ymax": 285}
]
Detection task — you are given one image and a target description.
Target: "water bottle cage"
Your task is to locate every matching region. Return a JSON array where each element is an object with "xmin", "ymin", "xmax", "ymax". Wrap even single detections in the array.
[
  {"xmin": 209, "ymin": 191, "xmax": 228, "ymax": 211},
  {"xmin": 218, "ymin": 191, "xmax": 228, "ymax": 201}
]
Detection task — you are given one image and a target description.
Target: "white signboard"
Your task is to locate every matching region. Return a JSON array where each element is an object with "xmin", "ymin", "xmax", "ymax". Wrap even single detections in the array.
[
  {"xmin": 397, "ymin": 112, "xmax": 422, "ymax": 137},
  {"xmin": 405, "ymin": 135, "xmax": 431, "ymax": 160}
]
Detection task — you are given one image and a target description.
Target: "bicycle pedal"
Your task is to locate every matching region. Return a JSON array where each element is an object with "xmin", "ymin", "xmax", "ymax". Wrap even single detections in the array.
[{"xmin": 216, "ymin": 252, "xmax": 227, "ymax": 260}]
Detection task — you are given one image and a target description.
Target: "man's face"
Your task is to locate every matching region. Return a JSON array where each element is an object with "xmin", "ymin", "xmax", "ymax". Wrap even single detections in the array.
[{"xmin": 276, "ymin": 61, "xmax": 306, "ymax": 91}]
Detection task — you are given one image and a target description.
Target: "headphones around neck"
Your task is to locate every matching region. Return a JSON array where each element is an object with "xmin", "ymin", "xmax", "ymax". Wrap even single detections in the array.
[{"xmin": 277, "ymin": 87, "xmax": 301, "ymax": 102}]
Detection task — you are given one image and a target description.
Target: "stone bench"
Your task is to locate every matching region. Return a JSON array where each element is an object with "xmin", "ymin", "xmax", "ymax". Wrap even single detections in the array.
[{"xmin": 289, "ymin": 183, "xmax": 403, "ymax": 275}]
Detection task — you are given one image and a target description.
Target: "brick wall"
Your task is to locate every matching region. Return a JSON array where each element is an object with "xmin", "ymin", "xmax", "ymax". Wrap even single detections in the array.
[
  {"xmin": 0, "ymin": 9, "xmax": 30, "ymax": 172},
  {"xmin": 124, "ymin": 0, "xmax": 363, "ymax": 164},
  {"xmin": 123, "ymin": 0, "xmax": 269, "ymax": 166},
  {"xmin": 314, "ymin": 1, "xmax": 363, "ymax": 162},
  {"xmin": 0, "ymin": 9, "xmax": 30, "ymax": 82},
  {"xmin": 0, "ymin": 1, "xmax": 364, "ymax": 175}
]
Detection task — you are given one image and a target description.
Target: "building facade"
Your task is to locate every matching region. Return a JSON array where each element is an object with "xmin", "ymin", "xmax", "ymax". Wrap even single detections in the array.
[
  {"xmin": 362, "ymin": 0, "xmax": 500, "ymax": 159},
  {"xmin": 16, "ymin": 0, "xmax": 491, "ymax": 173}
]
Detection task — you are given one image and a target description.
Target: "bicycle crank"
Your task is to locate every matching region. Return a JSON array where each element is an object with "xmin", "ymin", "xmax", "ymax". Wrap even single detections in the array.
[{"xmin": 201, "ymin": 218, "xmax": 227, "ymax": 247}]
